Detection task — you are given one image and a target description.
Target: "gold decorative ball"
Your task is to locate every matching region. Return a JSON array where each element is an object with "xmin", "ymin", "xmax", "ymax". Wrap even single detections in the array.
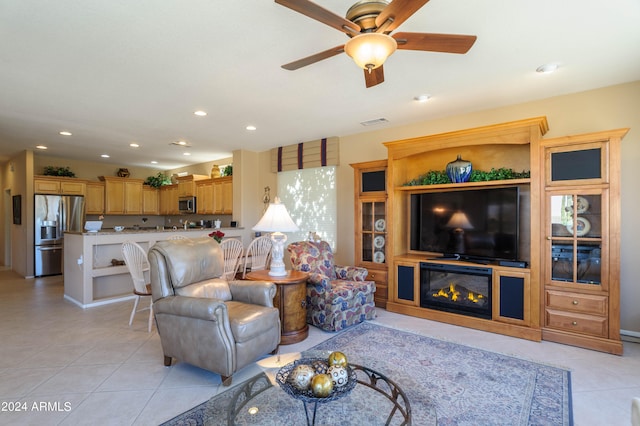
[
  {"xmin": 310, "ymin": 373, "xmax": 333, "ymax": 397},
  {"xmin": 328, "ymin": 351, "xmax": 348, "ymax": 368},
  {"xmin": 288, "ymin": 364, "xmax": 315, "ymax": 391},
  {"xmin": 327, "ymin": 365, "xmax": 349, "ymax": 388}
]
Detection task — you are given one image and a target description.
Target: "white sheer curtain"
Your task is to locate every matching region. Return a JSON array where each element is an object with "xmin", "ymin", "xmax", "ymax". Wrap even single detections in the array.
[{"xmin": 277, "ymin": 166, "xmax": 337, "ymax": 250}]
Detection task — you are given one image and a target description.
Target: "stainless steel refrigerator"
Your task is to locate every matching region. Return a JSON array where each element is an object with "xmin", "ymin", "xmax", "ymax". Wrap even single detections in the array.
[{"xmin": 34, "ymin": 194, "xmax": 85, "ymax": 277}]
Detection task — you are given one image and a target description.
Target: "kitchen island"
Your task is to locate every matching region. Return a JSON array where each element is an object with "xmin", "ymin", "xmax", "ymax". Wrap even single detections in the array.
[{"xmin": 63, "ymin": 227, "xmax": 246, "ymax": 308}]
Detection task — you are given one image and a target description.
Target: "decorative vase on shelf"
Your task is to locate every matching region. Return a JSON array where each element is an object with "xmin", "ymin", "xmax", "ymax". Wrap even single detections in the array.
[
  {"xmin": 446, "ymin": 155, "xmax": 472, "ymax": 183},
  {"xmin": 210, "ymin": 165, "xmax": 220, "ymax": 179}
]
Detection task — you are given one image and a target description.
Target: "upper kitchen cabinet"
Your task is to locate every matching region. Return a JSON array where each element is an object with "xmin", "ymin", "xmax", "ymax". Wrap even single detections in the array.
[
  {"xmin": 177, "ymin": 174, "xmax": 209, "ymax": 197},
  {"xmin": 85, "ymin": 182, "xmax": 105, "ymax": 215},
  {"xmin": 142, "ymin": 186, "xmax": 159, "ymax": 215},
  {"xmin": 99, "ymin": 176, "xmax": 144, "ymax": 215},
  {"xmin": 159, "ymin": 184, "xmax": 178, "ymax": 215},
  {"xmin": 34, "ymin": 176, "xmax": 86, "ymax": 195},
  {"xmin": 196, "ymin": 179, "xmax": 214, "ymax": 214},
  {"xmin": 213, "ymin": 176, "xmax": 233, "ymax": 214}
]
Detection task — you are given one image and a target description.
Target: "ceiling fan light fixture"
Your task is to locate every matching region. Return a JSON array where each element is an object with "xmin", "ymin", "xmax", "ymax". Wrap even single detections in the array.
[{"xmin": 344, "ymin": 33, "xmax": 397, "ymax": 72}]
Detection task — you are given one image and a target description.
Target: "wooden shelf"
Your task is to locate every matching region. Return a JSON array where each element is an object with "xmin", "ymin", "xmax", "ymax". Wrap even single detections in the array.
[
  {"xmin": 92, "ymin": 265, "xmax": 129, "ymax": 277},
  {"xmin": 395, "ymin": 178, "xmax": 530, "ymax": 192}
]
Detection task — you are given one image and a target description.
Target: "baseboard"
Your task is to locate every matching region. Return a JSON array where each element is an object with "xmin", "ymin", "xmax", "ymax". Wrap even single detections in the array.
[{"xmin": 621, "ymin": 329, "xmax": 640, "ymax": 343}]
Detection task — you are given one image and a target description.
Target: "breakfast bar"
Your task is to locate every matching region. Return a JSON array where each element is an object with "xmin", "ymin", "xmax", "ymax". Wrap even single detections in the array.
[{"xmin": 63, "ymin": 227, "xmax": 246, "ymax": 308}]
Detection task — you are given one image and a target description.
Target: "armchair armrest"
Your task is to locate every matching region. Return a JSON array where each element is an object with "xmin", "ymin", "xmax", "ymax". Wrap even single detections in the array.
[
  {"xmin": 228, "ymin": 281, "xmax": 276, "ymax": 307},
  {"xmin": 154, "ymin": 295, "xmax": 227, "ymax": 322},
  {"xmin": 334, "ymin": 265, "xmax": 369, "ymax": 281},
  {"xmin": 308, "ymin": 272, "xmax": 331, "ymax": 294}
]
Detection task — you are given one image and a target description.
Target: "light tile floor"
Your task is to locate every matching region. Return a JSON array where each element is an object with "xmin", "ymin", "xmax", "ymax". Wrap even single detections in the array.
[{"xmin": 0, "ymin": 268, "xmax": 639, "ymax": 425}]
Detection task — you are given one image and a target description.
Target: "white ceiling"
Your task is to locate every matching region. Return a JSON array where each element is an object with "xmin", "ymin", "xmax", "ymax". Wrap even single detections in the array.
[{"xmin": 1, "ymin": 0, "xmax": 639, "ymax": 169}]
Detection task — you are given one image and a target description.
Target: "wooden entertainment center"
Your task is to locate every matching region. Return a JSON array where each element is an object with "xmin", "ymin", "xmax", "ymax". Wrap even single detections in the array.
[{"xmin": 353, "ymin": 117, "xmax": 628, "ymax": 354}]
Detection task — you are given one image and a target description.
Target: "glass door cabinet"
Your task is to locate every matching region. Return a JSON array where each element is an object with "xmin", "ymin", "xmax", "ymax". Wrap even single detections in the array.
[
  {"xmin": 541, "ymin": 130, "xmax": 627, "ymax": 355},
  {"xmin": 352, "ymin": 160, "xmax": 388, "ymax": 307}
]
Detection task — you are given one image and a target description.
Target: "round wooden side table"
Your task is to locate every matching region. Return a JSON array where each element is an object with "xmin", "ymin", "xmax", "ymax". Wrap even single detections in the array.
[{"xmin": 246, "ymin": 269, "xmax": 309, "ymax": 345}]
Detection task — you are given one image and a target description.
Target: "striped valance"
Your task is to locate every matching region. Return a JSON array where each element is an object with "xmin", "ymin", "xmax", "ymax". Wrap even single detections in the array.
[{"xmin": 271, "ymin": 137, "xmax": 339, "ymax": 172}]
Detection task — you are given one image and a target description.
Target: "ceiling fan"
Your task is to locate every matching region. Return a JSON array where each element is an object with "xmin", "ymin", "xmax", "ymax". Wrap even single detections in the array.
[{"xmin": 275, "ymin": 0, "xmax": 477, "ymax": 88}]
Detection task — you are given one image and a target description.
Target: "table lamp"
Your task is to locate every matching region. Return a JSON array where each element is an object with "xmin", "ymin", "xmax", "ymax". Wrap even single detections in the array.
[{"xmin": 253, "ymin": 197, "xmax": 299, "ymax": 276}]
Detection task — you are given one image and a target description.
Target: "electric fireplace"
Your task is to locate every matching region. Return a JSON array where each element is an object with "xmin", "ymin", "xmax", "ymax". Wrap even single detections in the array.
[{"xmin": 420, "ymin": 262, "xmax": 492, "ymax": 319}]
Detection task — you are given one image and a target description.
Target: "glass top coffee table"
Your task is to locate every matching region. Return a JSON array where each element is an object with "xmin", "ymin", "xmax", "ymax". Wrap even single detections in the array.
[{"xmin": 193, "ymin": 351, "xmax": 424, "ymax": 425}]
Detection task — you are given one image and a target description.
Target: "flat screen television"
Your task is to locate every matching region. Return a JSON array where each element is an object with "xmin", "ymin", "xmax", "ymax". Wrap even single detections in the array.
[{"xmin": 410, "ymin": 186, "xmax": 520, "ymax": 262}]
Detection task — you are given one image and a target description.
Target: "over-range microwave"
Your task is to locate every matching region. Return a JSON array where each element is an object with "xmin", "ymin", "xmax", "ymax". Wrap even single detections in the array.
[{"xmin": 178, "ymin": 196, "xmax": 196, "ymax": 214}]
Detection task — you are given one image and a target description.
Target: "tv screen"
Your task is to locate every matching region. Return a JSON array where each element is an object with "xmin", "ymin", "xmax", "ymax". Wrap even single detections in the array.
[{"xmin": 410, "ymin": 187, "xmax": 520, "ymax": 262}]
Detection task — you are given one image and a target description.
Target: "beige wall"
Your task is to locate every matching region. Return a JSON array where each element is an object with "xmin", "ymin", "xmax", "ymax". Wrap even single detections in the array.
[{"xmin": 333, "ymin": 81, "xmax": 640, "ymax": 334}]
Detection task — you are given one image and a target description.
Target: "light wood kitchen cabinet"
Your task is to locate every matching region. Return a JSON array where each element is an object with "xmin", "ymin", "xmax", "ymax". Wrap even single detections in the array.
[
  {"xmin": 34, "ymin": 176, "xmax": 86, "ymax": 195},
  {"xmin": 213, "ymin": 176, "xmax": 233, "ymax": 214},
  {"xmin": 159, "ymin": 184, "xmax": 178, "ymax": 215},
  {"xmin": 177, "ymin": 174, "xmax": 209, "ymax": 197},
  {"xmin": 142, "ymin": 186, "xmax": 159, "ymax": 215},
  {"xmin": 196, "ymin": 179, "xmax": 214, "ymax": 214},
  {"xmin": 85, "ymin": 182, "xmax": 105, "ymax": 215},
  {"xmin": 99, "ymin": 176, "xmax": 144, "ymax": 215},
  {"xmin": 541, "ymin": 128, "xmax": 628, "ymax": 354}
]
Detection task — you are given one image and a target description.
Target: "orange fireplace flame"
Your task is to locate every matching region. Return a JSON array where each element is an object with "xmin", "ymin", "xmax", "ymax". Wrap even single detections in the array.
[{"xmin": 432, "ymin": 282, "xmax": 484, "ymax": 304}]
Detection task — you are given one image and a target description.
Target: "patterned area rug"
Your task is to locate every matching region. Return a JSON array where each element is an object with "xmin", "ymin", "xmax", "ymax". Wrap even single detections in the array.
[{"xmin": 162, "ymin": 322, "xmax": 572, "ymax": 425}]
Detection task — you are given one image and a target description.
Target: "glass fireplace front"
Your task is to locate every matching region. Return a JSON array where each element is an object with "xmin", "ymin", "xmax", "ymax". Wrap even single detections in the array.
[{"xmin": 420, "ymin": 262, "xmax": 492, "ymax": 319}]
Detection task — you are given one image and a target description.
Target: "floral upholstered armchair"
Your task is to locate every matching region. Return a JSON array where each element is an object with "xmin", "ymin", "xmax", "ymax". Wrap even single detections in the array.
[{"xmin": 287, "ymin": 240, "xmax": 376, "ymax": 332}]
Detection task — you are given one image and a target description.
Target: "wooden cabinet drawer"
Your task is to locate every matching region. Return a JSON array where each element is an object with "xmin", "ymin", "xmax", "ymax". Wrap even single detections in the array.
[
  {"xmin": 545, "ymin": 309, "xmax": 608, "ymax": 337},
  {"xmin": 367, "ymin": 269, "xmax": 388, "ymax": 307},
  {"xmin": 546, "ymin": 290, "xmax": 607, "ymax": 315},
  {"xmin": 366, "ymin": 269, "xmax": 387, "ymax": 285}
]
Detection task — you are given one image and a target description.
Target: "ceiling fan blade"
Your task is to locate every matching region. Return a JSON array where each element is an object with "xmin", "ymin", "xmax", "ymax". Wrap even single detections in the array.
[
  {"xmin": 364, "ymin": 66, "xmax": 385, "ymax": 88},
  {"xmin": 281, "ymin": 45, "xmax": 345, "ymax": 70},
  {"xmin": 375, "ymin": 0, "xmax": 430, "ymax": 33},
  {"xmin": 275, "ymin": 0, "xmax": 360, "ymax": 35},
  {"xmin": 393, "ymin": 32, "xmax": 477, "ymax": 54}
]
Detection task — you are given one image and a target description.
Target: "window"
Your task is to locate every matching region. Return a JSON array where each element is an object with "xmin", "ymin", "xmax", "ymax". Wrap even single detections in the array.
[{"xmin": 278, "ymin": 166, "xmax": 337, "ymax": 249}]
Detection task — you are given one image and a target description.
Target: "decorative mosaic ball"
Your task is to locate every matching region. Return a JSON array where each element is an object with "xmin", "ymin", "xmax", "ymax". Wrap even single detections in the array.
[
  {"xmin": 327, "ymin": 365, "xmax": 349, "ymax": 388},
  {"xmin": 288, "ymin": 364, "xmax": 315, "ymax": 391},
  {"xmin": 312, "ymin": 360, "xmax": 329, "ymax": 375}
]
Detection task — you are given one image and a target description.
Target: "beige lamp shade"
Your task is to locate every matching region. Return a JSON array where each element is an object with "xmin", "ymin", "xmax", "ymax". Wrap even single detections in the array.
[
  {"xmin": 446, "ymin": 212, "xmax": 474, "ymax": 230},
  {"xmin": 253, "ymin": 197, "xmax": 299, "ymax": 276}
]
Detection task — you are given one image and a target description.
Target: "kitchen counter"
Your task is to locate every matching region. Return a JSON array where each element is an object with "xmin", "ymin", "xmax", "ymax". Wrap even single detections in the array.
[
  {"xmin": 66, "ymin": 226, "xmax": 243, "ymax": 235},
  {"xmin": 63, "ymin": 227, "xmax": 248, "ymax": 308}
]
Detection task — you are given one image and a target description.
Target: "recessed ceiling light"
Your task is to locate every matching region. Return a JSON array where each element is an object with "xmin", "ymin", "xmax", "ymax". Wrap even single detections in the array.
[
  {"xmin": 59, "ymin": 131, "xmax": 72, "ymax": 136},
  {"xmin": 194, "ymin": 110, "xmax": 207, "ymax": 117},
  {"xmin": 101, "ymin": 154, "xmax": 110, "ymax": 158},
  {"xmin": 129, "ymin": 143, "xmax": 139, "ymax": 148},
  {"xmin": 246, "ymin": 125, "xmax": 257, "ymax": 131},
  {"xmin": 36, "ymin": 145, "xmax": 48, "ymax": 150},
  {"xmin": 183, "ymin": 152, "xmax": 191, "ymax": 156},
  {"xmin": 150, "ymin": 160, "xmax": 158, "ymax": 164},
  {"xmin": 170, "ymin": 140, "xmax": 190, "ymax": 147},
  {"xmin": 413, "ymin": 94, "xmax": 431, "ymax": 103},
  {"xmin": 536, "ymin": 63, "xmax": 558, "ymax": 74}
]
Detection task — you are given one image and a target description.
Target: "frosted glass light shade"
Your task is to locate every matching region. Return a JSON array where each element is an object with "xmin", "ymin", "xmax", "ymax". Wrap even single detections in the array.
[{"xmin": 344, "ymin": 33, "xmax": 397, "ymax": 71}]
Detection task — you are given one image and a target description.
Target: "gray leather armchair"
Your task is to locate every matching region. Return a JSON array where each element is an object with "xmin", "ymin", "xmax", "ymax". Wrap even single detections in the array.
[{"xmin": 148, "ymin": 238, "xmax": 280, "ymax": 385}]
